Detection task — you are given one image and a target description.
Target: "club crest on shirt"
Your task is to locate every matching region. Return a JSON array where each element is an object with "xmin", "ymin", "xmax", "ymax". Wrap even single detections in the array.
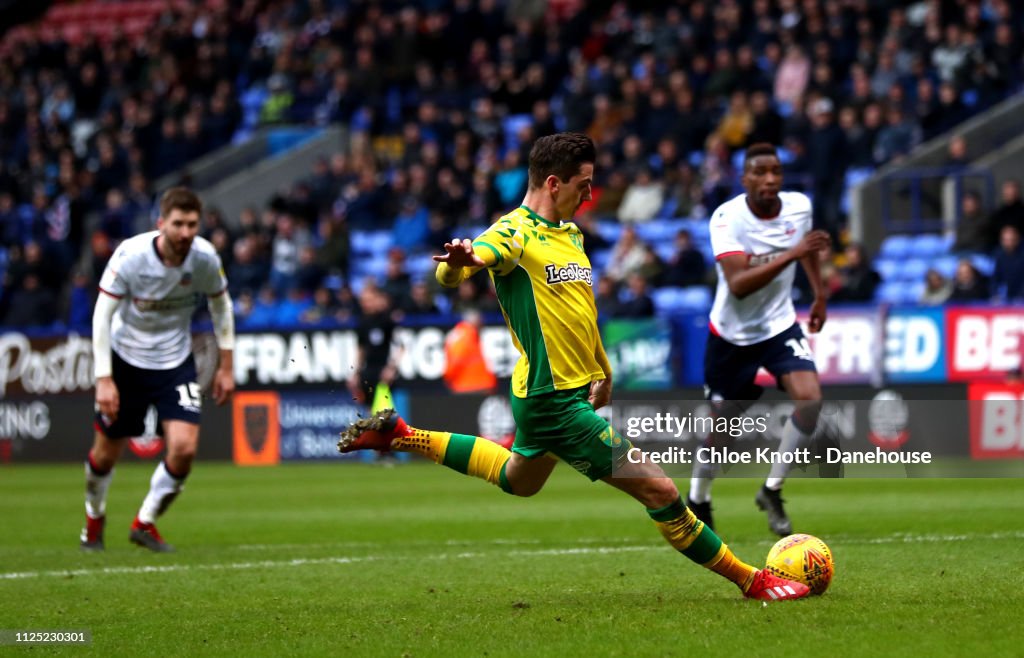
[
  {"xmin": 180, "ymin": 271, "xmax": 193, "ymax": 286},
  {"xmin": 544, "ymin": 262, "xmax": 592, "ymax": 286}
]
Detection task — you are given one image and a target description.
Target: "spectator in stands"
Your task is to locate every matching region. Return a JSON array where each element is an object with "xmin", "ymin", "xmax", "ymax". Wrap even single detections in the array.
[
  {"xmin": 747, "ymin": 90, "xmax": 784, "ymax": 147},
  {"xmin": 299, "ymin": 287, "xmax": 341, "ymax": 326},
  {"xmin": 315, "ymin": 211, "xmax": 350, "ymax": 279},
  {"xmin": 595, "ymin": 277, "xmax": 621, "ymax": 318},
  {"xmin": 831, "ymin": 243, "xmax": 880, "ymax": 303},
  {"xmin": 920, "ymin": 269, "xmax": 953, "ymax": 306},
  {"xmin": 2, "ymin": 273, "xmax": 56, "ymax": 327},
  {"xmin": 948, "ymin": 259, "xmax": 989, "ymax": 302},
  {"xmin": 991, "ymin": 225, "xmax": 1024, "ymax": 302},
  {"xmin": 986, "ymin": 180, "xmax": 1024, "ymax": 248},
  {"xmin": 873, "ymin": 105, "xmax": 919, "ymax": 165},
  {"xmin": 806, "ymin": 97, "xmax": 847, "ymax": 241},
  {"xmin": 663, "ymin": 230, "xmax": 707, "ymax": 288},
  {"xmin": 405, "ymin": 280, "xmax": 441, "ymax": 315},
  {"xmin": 617, "ymin": 168, "xmax": 664, "ymax": 223},
  {"xmin": 228, "ymin": 237, "xmax": 269, "ymax": 297},
  {"xmin": 774, "ymin": 44, "xmax": 811, "ymax": 109},
  {"xmin": 615, "ymin": 273, "xmax": 656, "ymax": 318},
  {"xmin": 953, "ymin": 191, "xmax": 990, "ymax": 252},
  {"xmin": 382, "ymin": 251, "xmax": 413, "ymax": 311},
  {"xmin": 269, "ymin": 214, "xmax": 311, "ymax": 296},
  {"xmin": 605, "ymin": 225, "xmax": 648, "ymax": 283},
  {"xmin": 294, "ymin": 245, "xmax": 325, "ymax": 294}
]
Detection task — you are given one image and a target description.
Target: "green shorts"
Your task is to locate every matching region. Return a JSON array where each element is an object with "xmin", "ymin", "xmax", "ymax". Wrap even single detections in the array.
[{"xmin": 510, "ymin": 385, "xmax": 632, "ymax": 481}]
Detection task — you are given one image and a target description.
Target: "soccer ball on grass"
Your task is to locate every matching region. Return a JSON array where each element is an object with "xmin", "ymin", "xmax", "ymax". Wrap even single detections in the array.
[{"xmin": 765, "ymin": 533, "xmax": 834, "ymax": 595}]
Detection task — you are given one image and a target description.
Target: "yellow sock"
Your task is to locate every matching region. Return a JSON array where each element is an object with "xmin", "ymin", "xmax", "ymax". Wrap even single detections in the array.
[
  {"xmin": 393, "ymin": 429, "xmax": 513, "ymax": 493},
  {"xmin": 648, "ymin": 496, "xmax": 757, "ymax": 590}
]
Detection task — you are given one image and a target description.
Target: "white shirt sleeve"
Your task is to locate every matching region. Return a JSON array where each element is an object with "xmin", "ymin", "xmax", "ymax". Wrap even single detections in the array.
[
  {"xmin": 98, "ymin": 245, "xmax": 131, "ymax": 298},
  {"xmin": 92, "ymin": 291, "xmax": 120, "ymax": 378},
  {"xmin": 709, "ymin": 207, "xmax": 745, "ymax": 260}
]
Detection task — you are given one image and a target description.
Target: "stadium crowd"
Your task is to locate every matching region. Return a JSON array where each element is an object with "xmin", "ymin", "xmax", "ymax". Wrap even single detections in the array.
[{"xmin": 0, "ymin": 0, "xmax": 1023, "ymax": 330}]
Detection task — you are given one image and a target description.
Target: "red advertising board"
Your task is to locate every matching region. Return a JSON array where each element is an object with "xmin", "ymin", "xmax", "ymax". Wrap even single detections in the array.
[
  {"xmin": 968, "ymin": 382, "xmax": 1024, "ymax": 459},
  {"xmin": 946, "ymin": 308, "xmax": 1024, "ymax": 382}
]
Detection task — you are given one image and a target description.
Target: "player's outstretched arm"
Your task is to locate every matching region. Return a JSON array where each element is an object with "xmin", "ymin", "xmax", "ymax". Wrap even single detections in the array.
[
  {"xmin": 208, "ymin": 290, "xmax": 235, "ymax": 405},
  {"xmin": 433, "ymin": 238, "xmax": 492, "ymax": 288},
  {"xmin": 92, "ymin": 291, "xmax": 121, "ymax": 421},
  {"xmin": 720, "ymin": 230, "xmax": 831, "ymax": 299},
  {"xmin": 798, "ymin": 250, "xmax": 829, "ymax": 333}
]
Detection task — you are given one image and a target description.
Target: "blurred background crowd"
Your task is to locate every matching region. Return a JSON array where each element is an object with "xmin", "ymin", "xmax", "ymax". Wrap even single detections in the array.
[{"xmin": 0, "ymin": 0, "xmax": 1022, "ymax": 331}]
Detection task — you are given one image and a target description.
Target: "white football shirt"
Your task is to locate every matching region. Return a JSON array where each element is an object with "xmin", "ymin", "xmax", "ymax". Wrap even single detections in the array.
[
  {"xmin": 98, "ymin": 231, "xmax": 228, "ymax": 370},
  {"xmin": 708, "ymin": 191, "xmax": 812, "ymax": 345}
]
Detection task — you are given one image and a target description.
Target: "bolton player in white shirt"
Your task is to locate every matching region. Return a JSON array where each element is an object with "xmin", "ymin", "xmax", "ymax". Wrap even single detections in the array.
[
  {"xmin": 688, "ymin": 143, "xmax": 831, "ymax": 537},
  {"xmin": 81, "ymin": 187, "xmax": 235, "ymax": 552}
]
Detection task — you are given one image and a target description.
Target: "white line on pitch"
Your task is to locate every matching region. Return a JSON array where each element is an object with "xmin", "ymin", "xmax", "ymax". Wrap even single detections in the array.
[{"xmin": 3, "ymin": 530, "xmax": 1022, "ymax": 581}]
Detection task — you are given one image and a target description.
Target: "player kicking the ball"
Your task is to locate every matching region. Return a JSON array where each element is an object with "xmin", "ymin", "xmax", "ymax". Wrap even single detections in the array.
[
  {"xmin": 338, "ymin": 133, "xmax": 810, "ymax": 601},
  {"xmin": 688, "ymin": 143, "xmax": 830, "ymax": 537},
  {"xmin": 80, "ymin": 187, "xmax": 235, "ymax": 552}
]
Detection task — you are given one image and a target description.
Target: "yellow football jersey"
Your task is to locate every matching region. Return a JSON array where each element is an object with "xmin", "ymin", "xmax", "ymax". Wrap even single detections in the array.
[{"xmin": 473, "ymin": 206, "xmax": 606, "ymax": 398}]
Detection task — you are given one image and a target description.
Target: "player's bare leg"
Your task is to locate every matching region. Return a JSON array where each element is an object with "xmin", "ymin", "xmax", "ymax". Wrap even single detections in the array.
[
  {"xmin": 502, "ymin": 452, "xmax": 558, "ymax": 497},
  {"xmin": 130, "ymin": 420, "xmax": 198, "ymax": 552},
  {"xmin": 80, "ymin": 431, "xmax": 127, "ymax": 551},
  {"xmin": 687, "ymin": 399, "xmax": 752, "ymax": 531},
  {"xmin": 757, "ymin": 371, "xmax": 823, "ymax": 536},
  {"xmin": 604, "ymin": 459, "xmax": 809, "ymax": 601}
]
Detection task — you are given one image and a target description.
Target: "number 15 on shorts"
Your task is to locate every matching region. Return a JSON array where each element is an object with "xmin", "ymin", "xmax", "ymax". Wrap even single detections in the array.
[{"xmin": 176, "ymin": 383, "xmax": 202, "ymax": 411}]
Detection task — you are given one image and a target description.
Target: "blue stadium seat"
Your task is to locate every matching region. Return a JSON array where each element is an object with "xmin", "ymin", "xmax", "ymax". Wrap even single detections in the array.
[
  {"xmin": 652, "ymin": 287, "xmax": 684, "ymax": 313},
  {"xmin": 874, "ymin": 259, "xmax": 900, "ymax": 282},
  {"xmin": 406, "ymin": 254, "xmax": 437, "ymax": 278},
  {"xmin": 933, "ymin": 255, "xmax": 958, "ymax": 279},
  {"xmin": 679, "ymin": 286, "xmax": 712, "ymax": 311},
  {"xmin": 841, "ymin": 167, "xmax": 874, "ymax": 215},
  {"xmin": 651, "ymin": 286, "xmax": 711, "ymax": 313},
  {"xmin": 905, "ymin": 281, "xmax": 926, "ymax": 303},
  {"xmin": 680, "ymin": 218, "xmax": 710, "ymax": 243},
  {"xmin": 634, "ymin": 219, "xmax": 681, "ymax": 243},
  {"xmin": 910, "ymin": 234, "xmax": 946, "ymax": 258},
  {"xmin": 899, "ymin": 258, "xmax": 930, "ymax": 283},
  {"xmin": 502, "ymin": 114, "xmax": 533, "ymax": 152},
  {"xmin": 875, "ymin": 281, "xmax": 906, "ymax": 304},
  {"xmin": 878, "ymin": 235, "xmax": 913, "ymax": 259},
  {"xmin": 595, "ymin": 221, "xmax": 622, "ymax": 243},
  {"xmin": 351, "ymin": 230, "xmax": 374, "ymax": 255},
  {"xmin": 971, "ymin": 254, "xmax": 995, "ymax": 277},
  {"xmin": 590, "ymin": 249, "xmax": 613, "ymax": 272},
  {"xmin": 654, "ymin": 242, "xmax": 676, "ymax": 263}
]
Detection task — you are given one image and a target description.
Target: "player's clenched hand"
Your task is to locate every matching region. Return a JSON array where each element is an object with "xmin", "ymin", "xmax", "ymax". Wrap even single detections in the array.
[
  {"xmin": 432, "ymin": 239, "xmax": 486, "ymax": 269},
  {"xmin": 588, "ymin": 377, "xmax": 612, "ymax": 410},
  {"xmin": 808, "ymin": 298, "xmax": 828, "ymax": 333},
  {"xmin": 793, "ymin": 230, "xmax": 831, "ymax": 258},
  {"xmin": 212, "ymin": 367, "xmax": 235, "ymax": 405},
  {"xmin": 95, "ymin": 376, "xmax": 120, "ymax": 422}
]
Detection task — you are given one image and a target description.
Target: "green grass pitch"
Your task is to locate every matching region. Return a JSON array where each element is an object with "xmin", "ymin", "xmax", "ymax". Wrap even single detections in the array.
[{"xmin": 1, "ymin": 462, "xmax": 1022, "ymax": 657}]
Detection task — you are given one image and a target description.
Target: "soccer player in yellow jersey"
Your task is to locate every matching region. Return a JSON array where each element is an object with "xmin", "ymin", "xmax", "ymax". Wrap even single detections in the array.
[{"xmin": 338, "ymin": 133, "xmax": 810, "ymax": 601}]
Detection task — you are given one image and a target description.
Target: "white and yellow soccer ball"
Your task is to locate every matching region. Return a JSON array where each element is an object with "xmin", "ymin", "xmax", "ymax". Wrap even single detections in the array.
[{"xmin": 765, "ymin": 533, "xmax": 834, "ymax": 595}]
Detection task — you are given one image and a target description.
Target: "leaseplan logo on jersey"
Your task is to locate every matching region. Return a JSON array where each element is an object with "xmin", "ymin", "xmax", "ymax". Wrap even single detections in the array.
[{"xmin": 545, "ymin": 262, "xmax": 593, "ymax": 286}]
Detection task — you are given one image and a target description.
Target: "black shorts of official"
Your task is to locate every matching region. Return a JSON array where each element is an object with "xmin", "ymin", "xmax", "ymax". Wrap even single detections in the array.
[
  {"xmin": 704, "ymin": 322, "xmax": 818, "ymax": 403},
  {"xmin": 95, "ymin": 352, "xmax": 201, "ymax": 439}
]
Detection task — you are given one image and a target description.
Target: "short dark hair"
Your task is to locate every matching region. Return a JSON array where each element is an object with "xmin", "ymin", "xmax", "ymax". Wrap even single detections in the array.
[
  {"xmin": 160, "ymin": 186, "xmax": 202, "ymax": 218},
  {"xmin": 527, "ymin": 133, "xmax": 596, "ymax": 188},
  {"xmin": 743, "ymin": 143, "xmax": 779, "ymax": 169}
]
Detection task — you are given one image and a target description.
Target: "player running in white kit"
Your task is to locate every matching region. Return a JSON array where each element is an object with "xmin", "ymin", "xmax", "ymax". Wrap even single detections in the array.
[
  {"xmin": 80, "ymin": 187, "xmax": 235, "ymax": 552},
  {"xmin": 688, "ymin": 143, "xmax": 831, "ymax": 537}
]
